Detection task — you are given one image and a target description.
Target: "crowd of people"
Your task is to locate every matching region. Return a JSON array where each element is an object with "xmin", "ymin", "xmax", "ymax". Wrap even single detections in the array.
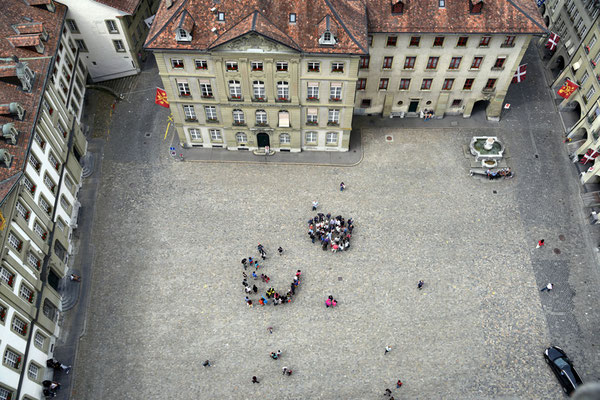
[
  {"xmin": 307, "ymin": 213, "xmax": 354, "ymax": 252},
  {"xmin": 242, "ymin": 245, "xmax": 302, "ymax": 308}
]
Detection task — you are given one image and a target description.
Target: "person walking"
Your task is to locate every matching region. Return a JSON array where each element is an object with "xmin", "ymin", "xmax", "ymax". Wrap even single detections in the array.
[
  {"xmin": 253, "ymin": 284, "xmax": 258, "ymax": 293},
  {"xmin": 540, "ymin": 283, "xmax": 554, "ymax": 292},
  {"xmin": 396, "ymin": 380, "xmax": 403, "ymax": 388},
  {"xmin": 267, "ymin": 326, "xmax": 273, "ymax": 334},
  {"xmin": 340, "ymin": 182, "xmax": 346, "ymax": 191},
  {"xmin": 384, "ymin": 388, "xmax": 392, "ymax": 396},
  {"xmin": 252, "ymin": 376, "xmax": 259, "ymax": 384},
  {"xmin": 312, "ymin": 200, "xmax": 319, "ymax": 211},
  {"xmin": 384, "ymin": 345, "xmax": 392, "ymax": 355},
  {"xmin": 537, "ymin": 239, "xmax": 545, "ymax": 248},
  {"xmin": 202, "ymin": 360, "xmax": 211, "ymax": 367},
  {"xmin": 417, "ymin": 280, "xmax": 424, "ymax": 290},
  {"xmin": 278, "ymin": 247, "xmax": 284, "ymax": 255}
]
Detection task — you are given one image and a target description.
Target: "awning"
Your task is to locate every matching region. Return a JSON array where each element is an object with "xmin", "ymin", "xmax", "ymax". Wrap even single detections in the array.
[
  {"xmin": 307, "ymin": 108, "xmax": 318, "ymax": 115},
  {"xmin": 279, "ymin": 112, "xmax": 290, "ymax": 127},
  {"xmin": 573, "ymin": 59, "xmax": 582, "ymax": 71},
  {"xmin": 330, "ymin": 82, "xmax": 342, "ymax": 88}
]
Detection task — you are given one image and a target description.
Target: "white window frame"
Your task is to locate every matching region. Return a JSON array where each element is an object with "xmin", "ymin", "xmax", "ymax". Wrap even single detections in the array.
[
  {"xmin": 16, "ymin": 202, "xmax": 28, "ymax": 220},
  {"xmin": 33, "ymin": 221, "xmax": 45, "ymax": 239},
  {"xmin": 200, "ymin": 81, "xmax": 213, "ymax": 97},
  {"xmin": 307, "ymin": 108, "xmax": 318, "ymax": 123},
  {"xmin": 308, "ymin": 62, "xmax": 320, "ymax": 72},
  {"xmin": 277, "ymin": 81, "xmax": 289, "ymax": 100},
  {"xmin": 256, "ymin": 110, "xmax": 267, "ymax": 124},
  {"xmin": 305, "ymin": 131, "xmax": 317, "ymax": 144},
  {"xmin": 195, "ymin": 60, "xmax": 207, "ymax": 69},
  {"xmin": 205, "ymin": 106, "xmax": 217, "ymax": 121},
  {"xmin": 586, "ymin": 86, "xmax": 596, "ymax": 101},
  {"xmin": 12, "ymin": 316, "xmax": 26, "ymax": 335},
  {"xmin": 280, "ymin": 133, "xmax": 291, "ymax": 144},
  {"xmin": 326, "ymin": 132, "xmax": 339, "ymax": 144},
  {"xmin": 176, "ymin": 28, "xmax": 191, "ymax": 42},
  {"xmin": 253, "ymin": 81, "xmax": 265, "ymax": 99},
  {"xmin": 171, "ymin": 59, "xmax": 184, "ymax": 69},
  {"xmin": 189, "ymin": 128, "xmax": 202, "ymax": 141},
  {"xmin": 331, "ymin": 62, "xmax": 344, "ymax": 72},
  {"xmin": 44, "ymin": 174, "xmax": 55, "ymax": 192},
  {"xmin": 4, "ymin": 349, "xmax": 19, "ymax": 368},
  {"xmin": 28, "ymin": 362, "xmax": 39, "ymax": 380},
  {"xmin": 177, "ymin": 81, "xmax": 191, "ymax": 96},
  {"xmin": 34, "ymin": 331, "xmax": 46, "ymax": 349},
  {"xmin": 276, "ymin": 61, "xmax": 288, "ymax": 72},
  {"xmin": 113, "ymin": 39, "xmax": 125, "ymax": 52},
  {"xmin": 8, "ymin": 233, "xmax": 21, "ymax": 251},
  {"xmin": 105, "ymin": 20, "xmax": 119, "ymax": 33},
  {"xmin": 233, "ymin": 109, "xmax": 245, "ymax": 124},
  {"xmin": 330, "ymin": 83, "xmax": 342, "ymax": 100},
  {"xmin": 39, "ymin": 197, "xmax": 50, "ymax": 214},
  {"xmin": 229, "ymin": 80, "xmax": 242, "ymax": 98},
  {"xmin": 251, "ymin": 61, "xmax": 263, "ymax": 71},
  {"xmin": 183, "ymin": 105, "xmax": 197, "ymax": 121},
  {"xmin": 225, "ymin": 61, "xmax": 238, "ymax": 71},
  {"xmin": 236, "ymin": 132, "xmax": 247, "ymax": 143},
  {"xmin": 19, "ymin": 284, "xmax": 32, "ymax": 302},
  {"xmin": 307, "ymin": 83, "xmax": 319, "ymax": 99},
  {"xmin": 209, "ymin": 129, "xmax": 222, "ymax": 142},
  {"xmin": 328, "ymin": 109, "xmax": 340, "ymax": 124}
]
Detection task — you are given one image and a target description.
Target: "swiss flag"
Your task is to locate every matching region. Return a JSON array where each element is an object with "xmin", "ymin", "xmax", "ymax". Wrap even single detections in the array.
[
  {"xmin": 546, "ymin": 32, "xmax": 560, "ymax": 51},
  {"xmin": 580, "ymin": 149, "xmax": 600, "ymax": 164},
  {"xmin": 512, "ymin": 64, "xmax": 527, "ymax": 83}
]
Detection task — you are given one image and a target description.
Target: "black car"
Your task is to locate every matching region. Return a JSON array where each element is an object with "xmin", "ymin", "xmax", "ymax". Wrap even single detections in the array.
[{"xmin": 544, "ymin": 346, "xmax": 583, "ymax": 395}]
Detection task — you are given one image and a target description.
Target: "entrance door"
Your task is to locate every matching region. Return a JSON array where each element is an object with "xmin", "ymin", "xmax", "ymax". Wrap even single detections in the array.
[
  {"xmin": 408, "ymin": 100, "xmax": 419, "ymax": 113},
  {"xmin": 257, "ymin": 132, "xmax": 270, "ymax": 148}
]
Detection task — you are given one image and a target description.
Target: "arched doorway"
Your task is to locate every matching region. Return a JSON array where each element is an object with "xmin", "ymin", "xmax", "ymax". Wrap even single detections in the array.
[
  {"xmin": 551, "ymin": 56, "xmax": 565, "ymax": 78},
  {"xmin": 257, "ymin": 132, "xmax": 270, "ymax": 148},
  {"xmin": 471, "ymin": 99, "xmax": 489, "ymax": 119},
  {"xmin": 544, "ymin": 15, "xmax": 549, "ymax": 27}
]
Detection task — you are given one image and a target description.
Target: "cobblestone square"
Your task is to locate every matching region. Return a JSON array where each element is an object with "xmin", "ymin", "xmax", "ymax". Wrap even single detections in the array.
[{"xmin": 73, "ymin": 125, "xmax": 561, "ymax": 399}]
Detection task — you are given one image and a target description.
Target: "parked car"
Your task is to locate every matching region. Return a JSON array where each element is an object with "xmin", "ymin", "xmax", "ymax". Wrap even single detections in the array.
[{"xmin": 544, "ymin": 346, "xmax": 583, "ymax": 395}]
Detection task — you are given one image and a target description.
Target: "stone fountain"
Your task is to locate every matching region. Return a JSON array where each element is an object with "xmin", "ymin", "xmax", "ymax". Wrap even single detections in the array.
[{"xmin": 470, "ymin": 136, "xmax": 505, "ymax": 168}]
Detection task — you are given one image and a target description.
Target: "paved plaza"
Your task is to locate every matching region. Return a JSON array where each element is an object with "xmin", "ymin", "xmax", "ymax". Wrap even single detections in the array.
[{"xmin": 67, "ymin": 46, "xmax": 600, "ymax": 399}]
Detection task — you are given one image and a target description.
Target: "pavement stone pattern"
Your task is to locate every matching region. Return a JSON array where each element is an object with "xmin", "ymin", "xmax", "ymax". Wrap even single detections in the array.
[{"xmin": 68, "ymin": 44, "xmax": 600, "ymax": 400}]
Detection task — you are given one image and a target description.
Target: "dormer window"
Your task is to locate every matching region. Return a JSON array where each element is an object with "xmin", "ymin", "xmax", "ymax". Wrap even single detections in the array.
[
  {"xmin": 319, "ymin": 30, "xmax": 336, "ymax": 46},
  {"xmin": 391, "ymin": 1, "xmax": 404, "ymax": 14},
  {"xmin": 439, "ymin": 0, "xmax": 446, "ymax": 7},
  {"xmin": 470, "ymin": 0, "xmax": 483, "ymax": 13},
  {"xmin": 176, "ymin": 28, "xmax": 191, "ymax": 42},
  {"xmin": 217, "ymin": 12, "xmax": 225, "ymax": 21},
  {"xmin": 289, "ymin": 13, "xmax": 297, "ymax": 23}
]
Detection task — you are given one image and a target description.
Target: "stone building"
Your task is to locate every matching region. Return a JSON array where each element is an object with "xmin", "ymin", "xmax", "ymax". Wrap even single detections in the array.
[
  {"xmin": 145, "ymin": 0, "xmax": 543, "ymax": 153},
  {"xmin": 59, "ymin": 0, "xmax": 160, "ymax": 82},
  {"xmin": 0, "ymin": 1, "xmax": 88, "ymax": 399}
]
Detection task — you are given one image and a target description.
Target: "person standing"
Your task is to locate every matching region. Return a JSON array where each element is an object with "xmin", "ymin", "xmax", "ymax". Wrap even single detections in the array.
[
  {"xmin": 340, "ymin": 182, "xmax": 346, "ymax": 191},
  {"xmin": 396, "ymin": 380, "xmax": 403, "ymax": 388},
  {"xmin": 202, "ymin": 360, "xmax": 211, "ymax": 367},
  {"xmin": 417, "ymin": 280, "xmax": 424, "ymax": 290},
  {"xmin": 278, "ymin": 247, "xmax": 284, "ymax": 255},
  {"xmin": 312, "ymin": 200, "xmax": 319, "ymax": 211},
  {"xmin": 537, "ymin": 239, "xmax": 545, "ymax": 248},
  {"xmin": 540, "ymin": 283, "xmax": 554, "ymax": 292},
  {"xmin": 384, "ymin": 345, "xmax": 392, "ymax": 355},
  {"xmin": 252, "ymin": 376, "xmax": 259, "ymax": 384}
]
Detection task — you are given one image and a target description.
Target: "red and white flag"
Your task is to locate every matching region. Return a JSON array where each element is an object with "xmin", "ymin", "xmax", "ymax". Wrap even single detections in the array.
[
  {"xmin": 580, "ymin": 148, "xmax": 600, "ymax": 164},
  {"xmin": 546, "ymin": 32, "xmax": 560, "ymax": 51},
  {"xmin": 512, "ymin": 64, "xmax": 527, "ymax": 83}
]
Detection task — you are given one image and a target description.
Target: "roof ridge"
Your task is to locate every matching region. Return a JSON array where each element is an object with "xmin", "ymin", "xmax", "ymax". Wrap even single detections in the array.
[
  {"xmin": 145, "ymin": 0, "xmax": 189, "ymax": 48},
  {"xmin": 206, "ymin": 10, "xmax": 256, "ymax": 49},
  {"xmin": 253, "ymin": 9, "xmax": 301, "ymax": 50},
  {"xmin": 323, "ymin": 0, "xmax": 367, "ymax": 53}
]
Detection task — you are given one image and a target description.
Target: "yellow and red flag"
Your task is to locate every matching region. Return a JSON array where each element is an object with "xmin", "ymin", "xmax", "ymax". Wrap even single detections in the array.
[
  {"xmin": 155, "ymin": 88, "xmax": 169, "ymax": 108},
  {"xmin": 557, "ymin": 79, "xmax": 578, "ymax": 99}
]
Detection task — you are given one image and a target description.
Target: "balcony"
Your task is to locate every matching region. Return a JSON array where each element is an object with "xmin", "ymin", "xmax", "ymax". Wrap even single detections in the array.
[
  {"xmin": 329, "ymin": 97, "xmax": 342, "ymax": 103},
  {"xmin": 275, "ymin": 97, "xmax": 290, "ymax": 103},
  {"xmin": 252, "ymin": 97, "xmax": 267, "ymax": 102},
  {"xmin": 306, "ymin": 96, "xmax": 319, "ymax": 102},
  {"xmin": 327, "ymin": 121, "xmax": 339, "ymax": 127}
]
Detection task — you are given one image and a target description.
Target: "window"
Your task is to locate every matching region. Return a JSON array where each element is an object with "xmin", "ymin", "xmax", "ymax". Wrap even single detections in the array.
[
  {"xmin": 277, "ymin": 81, "xmax": 289, "ymax": 100},
  {"xmin": 16, "ymin": 202, "xmax": 29, "ymax": 220},
  {"xmin": 200, "ymin": 81, "xmax": 213, "ymax": 98},
  {"xmin": 581, "ymin": 72, "xmax": 589, "ymax": 85},
  {"xmin": 3, "ymin": 348, "xmax": 20, "ymax": 369},
  {"xmin": 586, "ymin": 87, "xmax": 596, "ymax": 101},
  {"xmin": 307, "ymin": 108, "xmax": 318, "ymax": 124},
  {"xmin": 359, "ymin": 56, "xmax": 370, "ymax": 69},
  {"xmin": 449, "ymin": 57, "xmax": 462, "ymax": 70},
  {"xmin": 280, "ymin": 133, "xmax": 291, "ymax": 144},
  {"xmin": 217, "ymin": 12, "xmax": 225, "ymax": 21},
  {"xmin": 48, "ymin": 151, "xmax": 59, "ymax": 169},
  {"xmin": 195, "ymin": 60, "xmax": 208, "ymax": 70},
  {"xmin": 8, "ymin": 233, "xmax": 22, "ymax": 252},
  {"xmin": 177, "ymin": 80, "xmax": 191, "ymax": 96},
  {"xmin": 64, "ymin": 175, "xmax": 74, "ymax": 192},
  {"xmin": 189, "ymin": 129, "xmax": 202, "ymax": 141},
  {"xmin": 439, "ymin": 0, "xmax": 445, "ymax": 6},
  {"xmin": 404, "ymin": 56, "xmax": 416, "ymax": 69},
  {"xmin": 253, "ymin": 80, "xmax": 265, "ymax": 99},
  {"xmin": 29, "ymin": 154, "xmax": 40, "ymax": 172},
  {"xmin": 330, "ymin": 82, "xmax": 342, "ymax": 100},
  {"xmin": 44, "ymin": 174, "xmax": 56, "ymax": 192},
  {"xmin": 471, "ymin": 57, "xmax": 483, "ymax": 69},
  {"xmin": 320, "ymin": 30, "xmax": 336, "ymax": 45},
  {"xmin": 43, "ymin": 299, "xmax": 57, "ymax": 322},
  {"xmin": 28, "ymin": 363, "xmax": 39, "ymax": 380},
  {"xmin": 171, "ymin": 59, "xmax": 184, "ymax": 69},
  {"xmin": 463, "ymin": 78, "xmax": 474, "ymax": 90},
  {"xmin": 12, "ymin": 315, "xmax": 27, "ymax": 336},
  {"xmin": 484, "ymin": 78, "xmax": 497, "ymax": 90},
  {"xmin": 442, "ymin": 78, "xmax": 454, "ymax": 90},
  {"xmin": 332, "ymin": 62, "xmax": 344, "ymax": 72},
  {"xmin": 421, "ymin": 78, "xmax": 433, "ymax": 90},
  {"xmin": 236, "ymin": 132, "xmax": 247, "ymax": 143},
  {"xmin": 112, "ymin": 40, "xmax": 125, "ymax": 52},
  {"xmin": 382, "ymin": 56, "xmax": 393, "ymax": 69},
  {"xmin": 328, "ymin": 109, "xmax": 340, "ymax": 125},
  {"xmin": 308, "ymin": 62, "xmax": 320, "ymax": 72},
  {"xmin": 276, "ymin": 61, "xmax": 288, "ymax": 72},
  {"xmin": 326, "ymin": 132, "xmax": 338, "ymax": 144},
  {"xmin": 409, "ymin": 36, "xmax": 420, "ymax": 47},
  {"xmin": 479, "ymin": 36, "xmax": 491, "ymax": 47},
  {"xmin": 34, "ymin": 221, "xmax": 47, "ymax": 240},
  {"xmin": 451, "ymin": 99, "xmax": 462, "ymax": 107},
  {"xmin": 39, "ymin": 197, "xmax": 51, "ymax": 215},
  {"xmin": 391, "ymin": 0, "xmax": 404, "ymax": 13},
  {"xmin": 105, "ymin": 20, "xmax": 119, "ymax": 33},
  {"xmin": 34, "ymin": 331, "xmax": 46, "ymax": 349},
  {"xmin": 251, "ymin": 61, "xmax": 263, "ymax": 71},
  {"xmin": 61, "ymin": 196, "xmax": 71, "ymax": 211},
  {"xmin": 229, "ymin": 80, "xmax": 241, "ymax": 99},
  {"xmin": 305, "ymin": 131, "xmax": 317, "ymax": 144},
  {"xmin": 209, "ymin": 129, "xmax": 222, "ymax": 141},
  {"xmin": 233, "ymin": 109, "xmax": 245, "ymax": 124},
  {"xmin": 256, "ymin": 110, "xmax": 267, "ymax": 125},
  {"xmin": 356, "ymin": 78, "xmax": 367, "ymax": 90},
  {"xmin": 307, "ymin": 82, "xmax": 319, "ymax": 99},
  {"xmin": 183, "ymin": 105, "xmax": 197, "ymax": 121},
  {"xmin": 493, "ymin": 57, "xmax": 506, "ymax": 69},
  {"xmin": 75, "ymin": 39, "xmax": 88, "ymax": 52},
  {"xmin": 66, "ymin": 19, "xmax": 79, "ymax": 33},
  {"xmin": 457, "ymin": 37, "xmax": 468, "ymax": 47},
  {"xmin": 387, "ymin": 36, "xmax": 398, "ymax": 47},
  {"xmin": 0, "ymin": 304, "xmax": 6, "ymax": 323},
  {"xmin": 19, "ymin": 284, "xmax": 33, "ymax": 303},
  {"xmin": 279, "ymin": 111, "xmax": 290, "ymax": 128},
  {"xmin": 56, "ymin": 219, "xmax": 65, "ymax": 231},
  {"xmin": 379, "ymin": 78, "xmax": 389, "ymax": 90},
  {"xmin": 0, "ymin": 265, "xmax": 14, "ymax": 286},
  {"xmin": 176, "ymin": 28, "xmax": 190, "ymax": 41},
  {"xmin": 226, "ymin": 61, "xmax": 238, "ymax": 71},
  {"xmin": 433, "ymin": 36, "xmax": 444, "ymax": 47},
  {"xmin": 204, "ymin": 106, "xmax": 217, "ymax": 122},
  {"xmin": 368, "ymin": 35, "xmax": 373, "ymax": 46},
  {"xmin": 289, "ymin": 13, "xmax": 296, "ymax": 23},
  {"xmin": 361, "ymin": 98, "xmax": 372, "ymax": 108},
  {"xmin": 23, "ymin": 176, "xmax": 35, "ymax": 195},
  {"xmin": 399, "ymin": 79, "xmax": 411, "ymax": 90},
  {"xmin": 426, "ymin": 57, "xmax": 439, "ymax": 69},
  {"xmin": 589, "ymin": 35, "xmax": 597, "ymax": 50},
  {"xmin": 502, "ymin": 36, "xmax": 515, "ymax": 47}
]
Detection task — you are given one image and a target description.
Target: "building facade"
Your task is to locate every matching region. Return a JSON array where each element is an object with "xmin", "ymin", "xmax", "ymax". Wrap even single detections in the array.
[
  {"xmin": 59, "ymin": 0, "xmax": 160, "ymax": 82},
  {"xmin": 146, "ymin": 0, "xmax": 543, "ymax": 153},
  {"xmin": 0, "ymin": 1, "xmax": 88, "ymax": 399}
]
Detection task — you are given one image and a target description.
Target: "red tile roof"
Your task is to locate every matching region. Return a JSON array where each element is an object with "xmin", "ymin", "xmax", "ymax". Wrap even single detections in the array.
[
  {"xmin": 13, "ymin": 22, "xmax": 45, "ymax": 35},
  {"xmin": 7, "ymin": 34, "xmax": 42, "ymax": 48},
  {"xmin": 145, "ymin": 0, "xmax": 369, "ymax": 55},
  {"xmin": 92, "ymin": 0, "xmax": 142, "ymax": 14},
  {"xmin": 0, "ymin": 0, "xmax": 66, "ymax": 204},
  {"xmin": 367, "ymin": 0, "xmax": 545, "ymax": 34}
]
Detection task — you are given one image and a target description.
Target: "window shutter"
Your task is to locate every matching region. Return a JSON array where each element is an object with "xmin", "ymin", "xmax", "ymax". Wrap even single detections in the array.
[{"xmin": 279, "ymin": 112, "xmax": 290, "ymax": 128}]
